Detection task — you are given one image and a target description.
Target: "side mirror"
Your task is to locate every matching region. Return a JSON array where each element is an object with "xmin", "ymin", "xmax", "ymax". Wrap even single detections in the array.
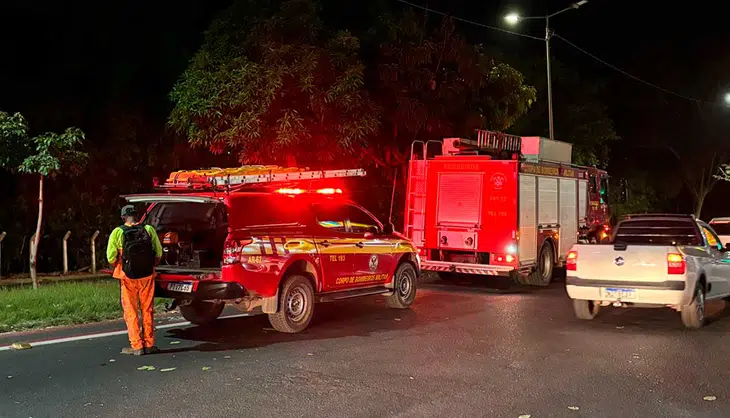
[{"xmin": 382, "ymin": 223, "xmax": 394, "ymax": 235}]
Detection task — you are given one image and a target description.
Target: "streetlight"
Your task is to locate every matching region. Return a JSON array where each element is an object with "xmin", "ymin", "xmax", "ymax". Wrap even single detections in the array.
[
  {"xmin": 724, "ymin": 92, "xmax": 730, "ymax": 106},
  {"xmin": 504, "ymin": 0, "xmax": 589, "ymax": 141}
]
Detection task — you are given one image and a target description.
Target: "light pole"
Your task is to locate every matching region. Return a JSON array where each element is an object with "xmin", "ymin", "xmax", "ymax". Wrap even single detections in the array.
[{"xmin": 504, "ymin": 1, "xmax": 589, "ymax": 141}]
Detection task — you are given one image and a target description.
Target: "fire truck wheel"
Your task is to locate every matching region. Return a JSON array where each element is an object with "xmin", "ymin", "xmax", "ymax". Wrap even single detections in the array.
[
  {"xmin": 179, "ymin": 301, "xmax": 225, "ymax": 325},
  {"xmin": 386, "ymin": 263, "xmax": 418, "ymax": 309},
  {"xmin": 268, "ymin": 275, "xmax": 315, "ymax": 333},
  {"xmin": 573, "ymin": 299, "xmax": 600, "ymax": 320},
  {"xmin": 527, "ymin": 242, "xmax": 554, "ymax": 286}
]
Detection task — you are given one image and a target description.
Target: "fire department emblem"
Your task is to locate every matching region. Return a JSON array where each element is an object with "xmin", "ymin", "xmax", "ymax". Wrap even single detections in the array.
[
  {"xmin": 369, "ymin": 254, "xmax": 379, "ymax": 272},
  {"xmin": 491, "ymin": 173, "xmax": 506, "ymax": 190}
]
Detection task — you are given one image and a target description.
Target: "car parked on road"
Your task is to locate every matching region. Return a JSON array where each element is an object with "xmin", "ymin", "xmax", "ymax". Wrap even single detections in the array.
[
  {"xmin": 123, "ymin": 166, "xmax": 420, "ymax": 333},
  {"xmin": 565, "ymin": 214, "xmax": 730, "ymax": 328}
]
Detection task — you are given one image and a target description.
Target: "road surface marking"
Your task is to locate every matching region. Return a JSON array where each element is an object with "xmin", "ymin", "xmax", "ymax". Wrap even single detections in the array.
[{"xmin": 0, "ymin": 313, "xmax": 252, "ymax": 352}]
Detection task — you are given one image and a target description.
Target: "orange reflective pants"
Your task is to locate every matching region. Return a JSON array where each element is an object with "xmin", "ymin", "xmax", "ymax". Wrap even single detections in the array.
[{"xmin": 120, "ymin": 277, "xmax": 155, "ymax": 350}]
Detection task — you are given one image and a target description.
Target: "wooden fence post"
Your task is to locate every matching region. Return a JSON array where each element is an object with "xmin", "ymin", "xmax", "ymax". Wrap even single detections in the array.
[
  {"xmin": 91, "ymin": 230, "xmax": 100, "ymax": 274},
  {"xmin": 29, "ymin": 233, "xmax": 37, "ymax": 289},
  {"xmin": 0, "ymin": 232, "xmax": 6, "ymax": 279},
  {"xmin": 62, "ymin": 231, "xmax": 71, "ymax": 274}
]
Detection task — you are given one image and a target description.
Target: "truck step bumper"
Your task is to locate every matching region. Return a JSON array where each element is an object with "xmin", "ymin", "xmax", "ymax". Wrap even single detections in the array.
[{"xmin": 422, "ymin": 260, "xmax": 514, "ymax": 276}]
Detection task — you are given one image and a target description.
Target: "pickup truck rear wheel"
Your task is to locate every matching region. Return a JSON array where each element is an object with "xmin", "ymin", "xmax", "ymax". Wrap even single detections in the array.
[
  {"xmin": 573, "ymin": 299, "xmax": 600, "ymax": 320},
  {"xmin": 268, "ymin": 275, "xmax": 315, "ymax": 333},
  {"xmin": 386, "ymin": 263, "xmax": 418, "ymax": 309},
  {"xmin": 681, "ymin": 285, "xmax": 706, "ymax": 329},
  {"xmin": 179, "ymin": 301, "xmax": 224, "ymax": 325}
]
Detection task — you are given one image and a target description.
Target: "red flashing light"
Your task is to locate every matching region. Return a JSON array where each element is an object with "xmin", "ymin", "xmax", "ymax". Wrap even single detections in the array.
[
  {"xmin": 276, "ymin": 188, "xmax": 305, "ymax": 195},
  {"xmin": 275, "ymin": 188, "xmax": 343, "ymax": 195},
  {"xmin": 667, "ymin": 253, "xmax": 685, "ymax": 275},
  {"xmin": 316, "ymin": 188, "xmax": 342, "ymax": 194},
  {"xmin": 566, "ymin": 250, "xmax": 578, "ymax": 271}
]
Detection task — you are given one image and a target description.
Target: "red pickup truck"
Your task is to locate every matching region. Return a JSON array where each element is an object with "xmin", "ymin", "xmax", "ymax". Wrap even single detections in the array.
[{"xmin": 122, "ymin": 167, "xmax": 420, "ymax": 333}]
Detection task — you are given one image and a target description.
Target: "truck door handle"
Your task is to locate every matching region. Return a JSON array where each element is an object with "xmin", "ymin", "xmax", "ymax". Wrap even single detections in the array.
[
  {"xmin": 355, "ymin": 242, "xmax": 365, "ymax": 248},
  {"xmin": 321, "ymin": 240, "xmax": 331, "ymax": 248}
]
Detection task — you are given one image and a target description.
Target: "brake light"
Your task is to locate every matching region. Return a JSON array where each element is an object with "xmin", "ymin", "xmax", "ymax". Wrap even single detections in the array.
[
  {"xmin": 223, "ymin": 238, "xmax": 253, "ymax": 265},
  {"xmin": 667, "ymin": 253, "xmax": 685, "ymax": 275},
  {"xmin": 566, "ymin": 250, "xmax": 578, "ymax": 271}
]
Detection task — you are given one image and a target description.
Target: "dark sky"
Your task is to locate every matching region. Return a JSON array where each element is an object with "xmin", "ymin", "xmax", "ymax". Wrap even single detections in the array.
[{"xmin": 1, "ymin": 0, "xmax": 728, "ymax": 215}]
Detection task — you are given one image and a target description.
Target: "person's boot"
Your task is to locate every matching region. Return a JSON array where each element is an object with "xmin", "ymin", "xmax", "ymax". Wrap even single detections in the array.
[
  {"xmin": 121, "ymin": 347, "xmax": 144, "ymax": 356},
  {"xmin": 145, "ymin": 346, "xmax": 160, "ymax": 355}
]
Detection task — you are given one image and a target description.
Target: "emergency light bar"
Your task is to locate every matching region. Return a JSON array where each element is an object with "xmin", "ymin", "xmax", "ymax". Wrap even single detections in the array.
[
  {"xmin": 160, "ymin": 166, "xmax": 366, "ymax": 191},
  {"xmin": 275, "ymin": 188, "xmax": 343, "ymax": 195}
]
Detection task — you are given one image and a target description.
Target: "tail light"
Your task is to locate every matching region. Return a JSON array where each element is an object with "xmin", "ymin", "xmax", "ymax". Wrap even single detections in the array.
[
  {"xmin": 492, "ymin": 254, "xmax": 516, "ymax": 264},
  {"xmin": 566, "ymin": 250, "xmax": 578, "ymax": 271},
  {"xmin": 667, "ymin": 253, "xmax": 685, "ymax": 275},
  {"xmin": 223, "ymin": 238, "xmax": 254, "ymax": 265}
]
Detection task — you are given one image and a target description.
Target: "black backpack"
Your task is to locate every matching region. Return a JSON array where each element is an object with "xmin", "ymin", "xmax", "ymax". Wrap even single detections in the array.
[{"xmin": 121, "ymin": 225, "xmax": 155, "ymax": 279}]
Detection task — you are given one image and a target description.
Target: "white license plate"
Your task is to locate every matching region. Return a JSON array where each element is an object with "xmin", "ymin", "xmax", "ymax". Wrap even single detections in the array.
[
  {"xmin": 602, "ymin": 287, "xmax": 636, "ymax": 300},
  {"xmin": 167, "ymin": 282, "xmax": 193, "ymax": 293}
]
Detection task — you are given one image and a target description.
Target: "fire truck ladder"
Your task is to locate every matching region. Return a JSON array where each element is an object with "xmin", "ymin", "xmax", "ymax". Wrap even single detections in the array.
[
  {"xmin": 160, "ymin": 166, "xmax": 366, "ymax": 192},
  {"xmin": 475, "ymin": 129, "xmax": 522, "ymax": 153},
  {"xmin": 405, "ymin": 141, "xmax": 439, "ymax": 245}
]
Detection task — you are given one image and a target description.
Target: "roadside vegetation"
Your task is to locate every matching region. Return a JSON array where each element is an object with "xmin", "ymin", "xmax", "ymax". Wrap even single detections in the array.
[{"xmin": 0, "ymin": 280, "xmax": 169, "ymax": 333}]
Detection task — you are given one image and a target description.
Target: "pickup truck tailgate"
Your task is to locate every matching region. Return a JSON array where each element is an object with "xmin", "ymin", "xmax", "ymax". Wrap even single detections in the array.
[{"xmin": 572, "ymin": 245, "xmax": 673, "ymax": 283}]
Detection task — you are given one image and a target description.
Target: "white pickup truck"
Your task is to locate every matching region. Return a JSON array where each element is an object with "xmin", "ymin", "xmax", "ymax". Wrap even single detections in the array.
[{"xmin": 566, "ymin": 214, "xmax": 730, "ymax": 329}]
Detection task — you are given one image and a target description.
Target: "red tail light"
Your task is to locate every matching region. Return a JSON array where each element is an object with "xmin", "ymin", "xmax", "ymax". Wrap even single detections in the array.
[
  {"xmin": 223, "ymin": 238, "xmax": 253, "ymax": 265},
  {"xmin": 667, "ymin": 253, "xmax": 685, "ymax": 275},
  {"xmin": 566, "ymin": 250, "xmax": 578, "ymax": 271}
]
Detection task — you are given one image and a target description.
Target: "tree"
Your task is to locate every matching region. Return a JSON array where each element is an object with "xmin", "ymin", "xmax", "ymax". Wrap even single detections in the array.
[
  {"xmin": 637, "ymin": 101, "xmax": 729, "ymax": 218},
  {"xmin": 0, "ymin": 111, "xmax": 87, "ymax": 288},
  {"xmin": 168, "ymin": 0, "xmax": 379, "ymax": 167},
  {"xmin": 507, "ymin": 59, "xmax": 619, "ymax": 167},
  {"xmin": 608, "ymin": 173, "xmax": 660, "ymax": 221},
  {"xmin": 364, "ymin": 11, "xmax": 536, "ymax": 172}
]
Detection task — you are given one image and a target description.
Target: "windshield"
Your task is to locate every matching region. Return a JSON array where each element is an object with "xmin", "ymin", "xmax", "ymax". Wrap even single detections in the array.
[
  {"xmin": 613, "ymin": 219, "xmax": 702, "ymax": 246},
  {"xmin": 709, "ymin": 222, "xmax": 730, "ymax": 235}
]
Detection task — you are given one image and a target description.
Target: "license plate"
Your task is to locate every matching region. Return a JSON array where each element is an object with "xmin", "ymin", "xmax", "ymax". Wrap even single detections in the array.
[
  {"xmin": 167, "ymin": 282, "xmax": 193, "ymax": 293},
  {"xmin": 602, "ymin": 287, "xmax": 635, "ymax": 300}
]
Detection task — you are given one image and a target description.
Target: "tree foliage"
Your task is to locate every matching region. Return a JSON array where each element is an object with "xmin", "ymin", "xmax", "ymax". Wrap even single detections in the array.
[
  {"xmin": 364, "ymin": 11, "xmax": 536, "ymax": 168},
  {"xmin": 508, "ymin": 61, "xmax": 619, "ymax": 167},
  {"xmin": 0, "ymin": 111, "xmax": 87, "ymax": 287},
  {"xmin": 169, "ymin": 0, "xmax": 379, "ymax": 166}
]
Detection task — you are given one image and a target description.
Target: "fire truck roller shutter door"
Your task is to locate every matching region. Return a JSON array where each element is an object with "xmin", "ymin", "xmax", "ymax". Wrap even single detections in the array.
[{"xmin": 518, "ymin": 175, "xmax": 537, "ymax": 263}]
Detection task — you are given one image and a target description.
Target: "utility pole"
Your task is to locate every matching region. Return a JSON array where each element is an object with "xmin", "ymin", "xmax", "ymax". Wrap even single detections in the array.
[
  {"xmin": 504, "ymin": 1, "xmax": 588, "ymax": 141},
  {"xmin": 545, "ymin": 16, "xmax": 554, "ymax": 141}
]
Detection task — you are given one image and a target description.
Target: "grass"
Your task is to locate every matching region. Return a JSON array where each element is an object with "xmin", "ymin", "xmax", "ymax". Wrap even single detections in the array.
[{"xmin": 0, "ymin": 280, "xmax": 170, "ymax": 333}]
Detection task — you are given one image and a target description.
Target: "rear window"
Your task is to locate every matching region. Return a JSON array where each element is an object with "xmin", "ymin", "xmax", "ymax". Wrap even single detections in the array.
[
  {"xmin": 613, "ymin": 219, "xmax": 702, "ymax": 246},
  {"xmin": 709, "ymin": 222, "xmax": 730, "ymax": 235},
  {"xmin": 227, "ymin": 195, "xmax": 310, "ymax": 230},
  {"xmin": 145, "ymin": 203, "xmax": 225, "ymax": 228}
]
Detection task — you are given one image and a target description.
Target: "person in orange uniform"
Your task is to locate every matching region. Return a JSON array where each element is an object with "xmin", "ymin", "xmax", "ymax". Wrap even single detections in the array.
[{"xmin": 107, "ymin": 205, "xmax": 163, "ymax": 356}]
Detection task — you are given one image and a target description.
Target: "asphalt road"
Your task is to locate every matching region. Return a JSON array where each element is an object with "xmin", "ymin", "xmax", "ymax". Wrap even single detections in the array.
[{"xmin": 2, "ymin": 276, "xmax": 730, "ymax": 418}]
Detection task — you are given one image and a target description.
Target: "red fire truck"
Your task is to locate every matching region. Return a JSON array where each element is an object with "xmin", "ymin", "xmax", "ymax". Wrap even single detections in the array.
[{"xmin": 403, "ymin": 130, "xmax": 611, "ymax": 286}]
